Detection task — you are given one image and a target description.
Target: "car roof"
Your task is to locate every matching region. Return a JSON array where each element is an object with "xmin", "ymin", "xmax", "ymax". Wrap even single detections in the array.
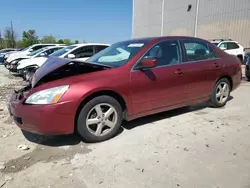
[
  {"xmin": 42, "ymin": 46, "xmax": 65, "ymax": 50},
  {"xmin": 72, "ymin": 43, "xmax": 110, "ymax": 47},
  {"xmin": 32, "ymin": 43, "xmax": 65, "ymax": 46},
  {"xmin": 119, "ymin": 36, "xmax": 209, "ymax": 44}
]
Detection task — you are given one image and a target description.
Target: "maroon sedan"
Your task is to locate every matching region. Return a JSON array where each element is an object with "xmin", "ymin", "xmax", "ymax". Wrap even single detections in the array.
[{"xmin": 8, "ymin": 36, "xmax": 242, "ymax": 142}]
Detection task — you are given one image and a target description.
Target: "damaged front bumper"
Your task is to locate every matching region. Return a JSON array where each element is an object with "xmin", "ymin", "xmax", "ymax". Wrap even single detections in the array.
[
  {"xmin": 7, "ymin": 86, "xmax": 75, "ymax": 135},
  {"xmin": 8, "ymin": 64, "xmax": 19, "ymax": 73}
]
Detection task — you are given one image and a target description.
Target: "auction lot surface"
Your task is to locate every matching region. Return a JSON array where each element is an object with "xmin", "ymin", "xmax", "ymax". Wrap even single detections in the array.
[{"xmin": 0, "ymin": 65, "xmax": 249, "ymax": 188}]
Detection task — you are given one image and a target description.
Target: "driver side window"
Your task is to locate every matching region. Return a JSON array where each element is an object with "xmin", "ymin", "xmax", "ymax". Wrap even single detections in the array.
[{"xmin": 141, "ymin": 40, "xmax": 180, "ymax": 67}]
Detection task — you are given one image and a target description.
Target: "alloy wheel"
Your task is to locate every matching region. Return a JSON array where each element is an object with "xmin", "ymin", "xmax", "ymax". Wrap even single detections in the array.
[
  {"xmin": 216, "ymin": 81, "xmax": 229, "ymax": 104},
  {"xmin": 86, "ymin": 103, "xmax": 118, "ymax": 137}
]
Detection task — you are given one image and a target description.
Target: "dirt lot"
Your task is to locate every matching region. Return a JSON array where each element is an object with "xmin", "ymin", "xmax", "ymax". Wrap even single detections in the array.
[{"xmin": 0, "ymin": 65, "xmax": 249, "ymax": 188}]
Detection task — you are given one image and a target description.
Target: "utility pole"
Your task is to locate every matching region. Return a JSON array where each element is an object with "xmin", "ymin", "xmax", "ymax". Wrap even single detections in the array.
[
  {"xmin": 0, "ymin": 31, "xmax": 2, "ymax": 49},
  {"xmin": 10, "ymin": 21, "xmax": 15, "ymax": 48},
  {"xmin": 194, "ymin": 0, "xmax": 200, "ymax": 37},
  {"xmin": 161, "ymin": 0, "xmax": 165, "ymax": 36}
]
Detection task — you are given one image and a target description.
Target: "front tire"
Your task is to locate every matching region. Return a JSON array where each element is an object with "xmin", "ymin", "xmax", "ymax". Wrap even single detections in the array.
[
  {"xmin": 77, "ymin": 95, "xmax": 123, "ymax": 142},
  {"xmin": 210, "ymin": 78, "xmax": 231, "ymax": 108}
]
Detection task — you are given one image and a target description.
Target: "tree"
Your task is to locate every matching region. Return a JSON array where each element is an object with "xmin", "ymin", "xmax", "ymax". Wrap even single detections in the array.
[
  {"xmin": 22, "ymin": 29, "xmax": 39, "ymax": 47},
  {"xmin": 74, "ymin": 40, "xmax": 79, "ymax": 44},
  {"xmin": 16, "ymin": 40, "xmax": 25, "ymax": 48},
  {"xmin": 41, "ymin": 35, "xmax": 56, "ymax": 44},
  {"xmin": 63, "ymin": 39, "xmax": 72, "ymax": 45},
  {"xmin": 57, "ymin": 39, "xmax": 64, "ymax": 44},
  {"xmin": 0, "ymin": 31, "xmax": 3, "ymax": 49},
  {"xmin": 4, "ymin": 26, "xmax": 17, "ymax": 48}
]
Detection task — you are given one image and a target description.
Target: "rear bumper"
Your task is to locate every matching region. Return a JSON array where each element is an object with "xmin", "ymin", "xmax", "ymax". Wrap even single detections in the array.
[
  {"xmin": 231, "ymin": 67, "xmax": 242, "ymax": 91},
  {"xmin": 7, "ymin": 89, "xmax": 76, "ymax": 135}
]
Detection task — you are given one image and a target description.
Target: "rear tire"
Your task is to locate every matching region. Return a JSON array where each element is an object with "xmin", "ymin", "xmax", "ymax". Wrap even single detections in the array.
[
  {"xmin": 210, "ymin": 78, "xmax": 231, "ymax": 108},
  {"xmin": 77, "ymin": 95, "xmax": 123, "ymax": 143},
  {"xmin": 237, "ymin": 55, "xmax": 243, "ymax": 63},
  {"xmin": 247, "ymin": 75, "xmax": 250, "ymax": 81}
]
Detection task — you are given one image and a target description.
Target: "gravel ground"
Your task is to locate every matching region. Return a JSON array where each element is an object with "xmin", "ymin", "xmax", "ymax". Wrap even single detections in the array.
[{"xmin": 0, "ymin": 65, "xmax": 249, "ymax": 188}]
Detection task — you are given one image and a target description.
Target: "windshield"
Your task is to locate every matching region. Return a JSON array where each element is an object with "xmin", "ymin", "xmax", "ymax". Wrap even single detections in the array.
[
  {"xmin": 87, "ymin": 40, "xmax": 149, "ymax": 67},
  {"xmin": 27, "ymin": 48, "xmax": 45, "ymax": 56},
  {"xmin": 49, "ymin": 45, "xmax": 77, "ymax": 57},
  {"xmin": 21, "ymin": 46, "xmax": 31, "ymax": 51}
]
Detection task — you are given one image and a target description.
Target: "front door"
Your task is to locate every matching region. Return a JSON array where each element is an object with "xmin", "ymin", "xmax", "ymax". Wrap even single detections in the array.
[{"xmin": 130, "ymin": 40, "xmax": 188, "ymax": 115}]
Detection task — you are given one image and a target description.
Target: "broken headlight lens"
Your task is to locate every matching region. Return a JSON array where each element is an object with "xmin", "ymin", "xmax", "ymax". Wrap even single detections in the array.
[{"xmin": 25, "ymin": 85, "xmax": 69, "ymax": 104}]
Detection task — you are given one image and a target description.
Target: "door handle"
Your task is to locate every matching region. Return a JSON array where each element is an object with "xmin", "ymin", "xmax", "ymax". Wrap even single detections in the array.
[
  {"xmin": 174, "ymin": 69, "xmax": 184, "ymax": 75},
  {"xmin": 213, "ymin": 62, "xmax": 220, "ymax": 68}
]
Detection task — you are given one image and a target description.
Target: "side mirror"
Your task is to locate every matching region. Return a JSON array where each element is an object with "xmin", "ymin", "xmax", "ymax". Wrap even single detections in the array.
[
  {"xmin": 67, "ymin": 54, "xmax": 75, "ymax": 59},
  {"xmin": 39, "ymin": 53, "xmax": 45, "ymax": 57},
  {"xmin": 138, "ymin": 58, "xmax": 157, "ymax": 70},
  {"xmin": 28, "ymin": 48, "xmax": 33, "ymax": 52}
]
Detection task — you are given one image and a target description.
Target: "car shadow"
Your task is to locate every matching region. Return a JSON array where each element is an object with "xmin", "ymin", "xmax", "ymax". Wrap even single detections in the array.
[
  {"xmin": 122, "ymin": 102, "xmax": 209, "ymax": 130},
  {"xmin": 21, "ymin": 130, "xmax": 82, "ymax": 147}
]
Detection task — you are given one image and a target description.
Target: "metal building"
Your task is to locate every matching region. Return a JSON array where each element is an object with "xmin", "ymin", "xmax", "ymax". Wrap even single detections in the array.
[{"xmin": 132, "ymin": 0, "xmax": 250, "ymax": 47}]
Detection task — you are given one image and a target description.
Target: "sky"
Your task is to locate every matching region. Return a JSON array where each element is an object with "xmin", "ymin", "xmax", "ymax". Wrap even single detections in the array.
[{"xmin": 0, "ymin": 0, "xmax": 132, "ymax": 44}]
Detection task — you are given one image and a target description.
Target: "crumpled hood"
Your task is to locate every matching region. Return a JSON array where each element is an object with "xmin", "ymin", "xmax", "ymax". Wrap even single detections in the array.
[
  {"xmin": 31, "ymin": 57, "xmax": 111, "ymax": 87},
  {"xmin": 7, "ymin": 52, "xmax": 29, "ymax": 62},
  {"xmin": 17, "ymin": 57, "xmax": 48, "ymax": 69}
]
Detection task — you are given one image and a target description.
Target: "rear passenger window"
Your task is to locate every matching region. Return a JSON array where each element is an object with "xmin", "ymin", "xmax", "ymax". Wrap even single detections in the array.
[
  {"xmin": 182, "ymin": 40, "xmax": 217, "ymax": 62},
  {"xmin": 228, "ymin": 42, "xmax": 239, "ymax": 50},
  {"xmin": 142, "ymin": 40, "xmax": 180, "ymax": 66}
]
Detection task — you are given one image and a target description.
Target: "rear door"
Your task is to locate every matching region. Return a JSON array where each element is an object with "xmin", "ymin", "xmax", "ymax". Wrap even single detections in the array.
[{"xmin": 179, "ymin": 39, "xmax": 222, "ymax": 100}]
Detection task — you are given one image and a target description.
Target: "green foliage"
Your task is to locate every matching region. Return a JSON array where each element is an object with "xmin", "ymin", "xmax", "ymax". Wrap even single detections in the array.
[
  {"xmin": 41, "ymin": 35, "xmax": 56, "ymax": 44},
  {"xmin": 57, "ymin": 39, "xmax": 64, "ymax": 44},
  {"xmin": 3, "ymin": 27, "xmax": 16, "ymax": 48},
  {"xmin": 22, "ymin": 30, "xmax": 39, "ymax": 47},
  {"xmin": 0, "ymin": 25, "xmax": 82, "ymax": 49},
  {"xmin": 63, "ymin": 39, "xmax": 72, "ymax": 45},
  {"xmin": 16, "ymin": 40, "xmax": 25, "ymax": 48}
]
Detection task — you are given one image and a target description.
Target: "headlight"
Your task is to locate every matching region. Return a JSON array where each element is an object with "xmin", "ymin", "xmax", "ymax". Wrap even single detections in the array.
[
  {"xmin": 11, "ymin": 60, "xmax": 17, "ymax": 64},
  {"xmin": 25, "ymin": 85, "xmax": 69, "ymax": 104},
  {"xmin": 5, "ymin": 54, "xmax": 10, "ymax": 58}
]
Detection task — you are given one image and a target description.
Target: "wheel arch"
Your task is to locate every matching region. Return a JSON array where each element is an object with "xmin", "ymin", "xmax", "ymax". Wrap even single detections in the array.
[
  {"xmin": 74, "ymin": 90, "xmax": 128, "ymax": 132},
  {"xmin": 216, "ymin": 75, "xmax": 233, "ymax": 91}
]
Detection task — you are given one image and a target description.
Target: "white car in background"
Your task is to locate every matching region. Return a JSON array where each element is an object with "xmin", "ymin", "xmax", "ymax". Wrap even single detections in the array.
[
  {"xmin": 7, "ymin": 46, "xmax": 65, "ymax": 72},
  {"xmin": 4, "ymin": 43, "xmax": 65, "ymax": 64},
  {"xmin": 210, "ymin": 39, "xmax": 245, "ymax": 62},
  {"xmin": 17, "ymin": 43, "xmax": 110, "ymax": 81}
]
